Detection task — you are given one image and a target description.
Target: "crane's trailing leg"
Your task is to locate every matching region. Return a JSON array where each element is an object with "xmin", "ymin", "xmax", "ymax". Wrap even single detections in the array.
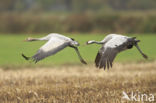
[
  {"xmin": 70, "ymin": 46, "xmax": 87, "ymax": 64},
  {"xmin": 22, "ymin": 53, "xmax": 31, "ymax": 60},
  {"xmin": 135, "ymin": 44, "xmax": 148, "ymax": 59},
  {"xmin": 22, "ymin": 53, "xmax": 39, "ymax": 63}
]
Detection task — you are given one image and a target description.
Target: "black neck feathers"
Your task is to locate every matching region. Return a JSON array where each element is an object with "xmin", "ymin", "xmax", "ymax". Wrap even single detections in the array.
[{"xmin": 127, "ymin": 44, "xmax": 133, "ymax": 49}]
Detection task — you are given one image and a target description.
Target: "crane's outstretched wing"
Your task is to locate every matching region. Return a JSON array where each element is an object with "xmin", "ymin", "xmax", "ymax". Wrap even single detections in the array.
[
  {"xmin": 95, "ymin": 47, "xmax": 118, "ymax": 70},
  {"xmin": 95, "ymin": 36, "xmax": 128, "ymax": 70},
  {"xmin": 23, "ymin": 37, "xmax": 69, "ymax": 63}
]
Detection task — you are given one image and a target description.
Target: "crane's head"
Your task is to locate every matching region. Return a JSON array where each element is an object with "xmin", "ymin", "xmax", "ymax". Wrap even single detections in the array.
[
  {"xmin": 70, "ymin": 41, "xmax": 80, "ymax": 46},
  {"xmin": 86, "ymin": 40, "xmax": 96, "ymax": 45},
  {"xmin": 24, "ymin": 37, "xmax": 34, "ymax": 42}
]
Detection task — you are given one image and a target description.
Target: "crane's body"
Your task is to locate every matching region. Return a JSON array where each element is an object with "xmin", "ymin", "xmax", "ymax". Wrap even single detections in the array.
[
  {"xmin": 22, "ymin": 33, "xmax": 87, "ymax": 64},
  {"xmin": 86, "ymin": 34, "xmax": 148, "ymax": 70}
]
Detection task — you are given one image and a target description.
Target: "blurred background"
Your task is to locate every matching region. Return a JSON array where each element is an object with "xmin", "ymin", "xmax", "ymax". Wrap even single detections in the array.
[
  {"xmin": 0, "ymin": 0, "xmax": 156, "ymax": 34},
  {"xmin": 0, "ymin": 0, "xmax": 156, "ymax": 67}
]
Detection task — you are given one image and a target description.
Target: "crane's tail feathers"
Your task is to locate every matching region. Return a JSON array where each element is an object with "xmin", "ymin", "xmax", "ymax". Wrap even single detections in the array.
[
  {"xmin": 32, "ymin": 58, "xmax": 38, "ymax": 64},
  {"xmin": 22, "ymin": 53, "xmax": 31, "ymax": 60}
]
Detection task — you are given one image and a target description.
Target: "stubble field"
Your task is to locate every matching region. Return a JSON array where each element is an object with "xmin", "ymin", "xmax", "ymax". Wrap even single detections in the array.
[
  {"xmin": 0, "ymin": 61, "xmax": 156, "ymax": 103},
  {"xmin": 0, "ymin": 34, "xmax": 155, "ymax": 102}
]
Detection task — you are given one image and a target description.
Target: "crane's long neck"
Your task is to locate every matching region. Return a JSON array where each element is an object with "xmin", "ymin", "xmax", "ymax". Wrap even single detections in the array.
[
  {"xmin": 93, "ymin": 41, "xmax": 104, "ymax": 44},
  {"xmin": 87, "ymin": 40, "xmax": 104, "ymax": 45},
  {"xmin": 27, "ymin": 37, "xmax": 48, "ymax": 41}
]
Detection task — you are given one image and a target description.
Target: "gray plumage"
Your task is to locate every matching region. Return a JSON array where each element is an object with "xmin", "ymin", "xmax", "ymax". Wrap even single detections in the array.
[
  {"xmin": 22, "ymin": 33, "xmax": 87, "ymax": 64},
  {"xmin": 86, "ymin": 34, "xmax": 148, "ymax": 70}
]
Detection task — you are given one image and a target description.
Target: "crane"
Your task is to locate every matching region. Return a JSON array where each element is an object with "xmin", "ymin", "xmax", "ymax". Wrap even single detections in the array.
[
  {"xmin": 86, "ymin": 34, "xmax": 148, "ymax": 70},
  {"xmin": 22, "ymin": 33, "xmax": 87, "ymax": 64}
]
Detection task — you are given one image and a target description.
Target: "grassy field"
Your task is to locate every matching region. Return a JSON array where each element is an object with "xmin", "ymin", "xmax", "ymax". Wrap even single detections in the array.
[
  {"xmin": 0, "ymin": 34, "xmax": 156, "ymax": 102},
  {"xmin": 0, "ymin": 33, "xmax": 156, "ymax": 68},
  {"xmin": 0, "ymin": 62, "xmax": 156, "ymax": 102}
]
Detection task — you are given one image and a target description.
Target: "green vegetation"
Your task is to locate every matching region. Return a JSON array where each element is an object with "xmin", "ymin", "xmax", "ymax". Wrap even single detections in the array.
[
  {"xmin": 1, "ymin": 0, "xmax": 156, "ymax": 34},
  {"xmin": 0, "ymin": 12, "xmax": 156, "ymax": 33},
  {"xmin": 1, "ymin": 0, "xmax": 156, "ymax": 12},
  {"xmin": 0, "ymin": 34, "xmax": 155, "ymax": 68}
]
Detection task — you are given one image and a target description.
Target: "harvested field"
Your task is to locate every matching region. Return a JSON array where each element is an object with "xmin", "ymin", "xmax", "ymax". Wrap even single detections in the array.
[{"xmin": 0, "ymin": 61, "xmax": 156, "ymax": 103}]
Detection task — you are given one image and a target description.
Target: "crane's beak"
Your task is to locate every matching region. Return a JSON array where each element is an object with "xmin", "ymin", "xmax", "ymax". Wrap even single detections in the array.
[
  {"xmin": 86, "ymin": 41, "xmax": 89, "ymax": 45},
  {"xmin": 24, "ymin": 37, "xmax": 33, "ymax": 42}
]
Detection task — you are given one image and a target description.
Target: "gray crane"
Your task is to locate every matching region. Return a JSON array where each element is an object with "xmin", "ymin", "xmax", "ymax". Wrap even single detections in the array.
[
  {"xmin": 22, "ymin": 33, "xmax": 87, "ymax": 64},
  {"xmin": 86, "ymin": 34, "xmax": 148, "ymax": 70}
]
